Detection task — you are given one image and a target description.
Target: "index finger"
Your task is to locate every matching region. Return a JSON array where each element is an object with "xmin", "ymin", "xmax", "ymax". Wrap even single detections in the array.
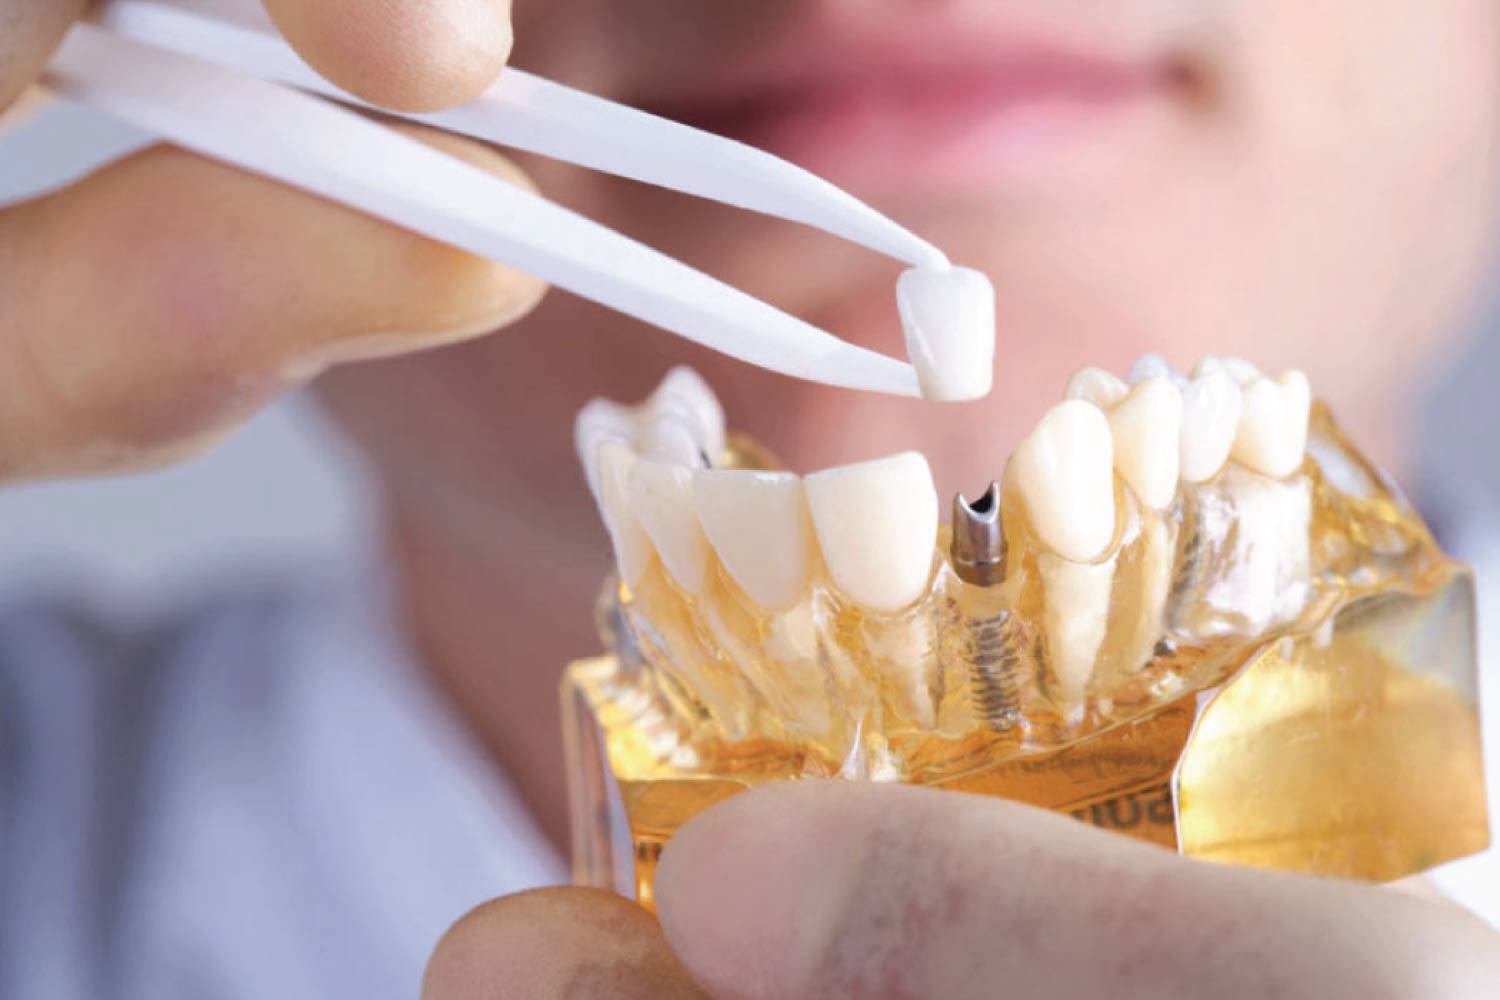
[
  {"xmin": 260, "ymin": 0, "xmax": 513, "ymax": 112},
  {"xmin": 655, "ymin": 782, "xmax": 1500, "ymax": 1000},
  {"xmin": 0, "ymin": 0, "xmax": 87, "ymax": 109}
]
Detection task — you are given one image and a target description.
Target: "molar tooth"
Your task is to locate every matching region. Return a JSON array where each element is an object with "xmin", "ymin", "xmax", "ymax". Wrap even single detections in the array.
[
  {"xmin": 1108, "ymin": 376, "xmax": 1182, "ymax": 510},
  {"xmin": 596, "ymin": 441, "xmax": 654, "ymax": 588},
  {"xmin": 1195, "ymin": 355, "xmax": 1261, "ymax": 386},
  {"xmin": 1178, "ymin": 369, "xmax": 1243, "ymax": 483},
  {"xmin": 693, "ymin": 470, "xmax": 815, "ymax": 610},
  {"xmin": 648, "ymin": 366, "xmax": 727, "ymax": 463},
  {"xmin": 1232, "ymin": 370, "xmax": 1311, "ymax": 478},
  {"xmin": 1127, "ymin": 353, "xmax": 1179, "ymax": 385},
  {"xmin": 575, "ymin": 400, "xmax": 636, "ymax": 502},
  {"xmin": 804, "ymin": 452, "xmax": 939, "ymax": 612},
  {"xmin": 1012, "ymin": 400, "xmax": 1115, "ymax": 563},
  {"xmin": 1065, "ymin": 367, "xmax": 1128, "ymax": 408},
  {"xmin": 1039, "ymin": 553, "xmax": 1115, "ymax": 708},
  {"xmin": 896, "ymin": 266, "xmax": 996, "ymax": 402},
  {"xmin": 629, "ymin": 460, "xmax": 710, "ymax": 594}
]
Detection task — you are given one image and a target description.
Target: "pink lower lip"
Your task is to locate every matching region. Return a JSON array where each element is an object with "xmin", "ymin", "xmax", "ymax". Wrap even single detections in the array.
[{"xmin": 674, "ymin": 61, "xmax": 1163, "ymax": 191}]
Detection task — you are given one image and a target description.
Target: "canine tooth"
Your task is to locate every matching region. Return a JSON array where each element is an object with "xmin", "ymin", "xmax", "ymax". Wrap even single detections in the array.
[
  {"xmin": 1232, "ymin": 370, "xmax": 1311, "ymax": 478},
  {"xmin": 629, "ymin": 460, "xmax": 710, "ymax": 594},
  {"xmin": 648, "ymin": 366, "xmax": 727, "ymax": 463},
  {"xmin": 1012, "ymin": 400, "xmax": 1115, "ymax": 563},
  {"xmin": 805, "ymin": 452, "xmax": 939, "ymax": 612},
  {"xmin": 1108, "ymin": 377, "xmax": 1182, "ymax": 510},
  {"xmin": 595, "ymin": 441, "xmax": 654, "ymax": 588},
  {"xmin": 1178, "ymin": 369, "xmax": 1243, "ymax": 483},
  {"xmin": 575, "ymin": 400, "xmax": 635, "ymax": 502},
  {"xmin": 896, "ymin": 266, "xmax": 996, "ymax": 402},
  {"xmin": 693, "ymin": 470, "xmax": 816, "ymax": 609},
  {"xmin": 1065, "ymin": 367, "xmax": 1128, "ymax": 408},
  {"xmin": 1039, "ymin": 552, "xmax": 1115, "ymax": 706},
  {"xmin": 643, "ymin": 412, "xmax": 706, "ymax": 468},
  {"xmin": 1127, "ymin": 353, "xmax": 1179, "ymax": 385}
]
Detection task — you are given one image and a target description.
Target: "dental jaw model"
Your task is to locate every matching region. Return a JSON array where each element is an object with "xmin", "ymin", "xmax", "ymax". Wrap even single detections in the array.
[{"xmin": 563, "ymin": 359, "xmax": 1489, "ymax": 907}]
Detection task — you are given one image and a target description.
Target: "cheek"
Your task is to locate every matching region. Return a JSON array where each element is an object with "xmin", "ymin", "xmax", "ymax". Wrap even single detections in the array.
[{"xmin": 1198, "ymin": 0, "xmax": 1500, "ymax": 377}]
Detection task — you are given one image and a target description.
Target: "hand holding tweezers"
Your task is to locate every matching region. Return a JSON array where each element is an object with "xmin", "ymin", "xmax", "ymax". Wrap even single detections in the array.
[{"xmin": 33, "ymin": 1, "xmax": 988, "ymax": 399}]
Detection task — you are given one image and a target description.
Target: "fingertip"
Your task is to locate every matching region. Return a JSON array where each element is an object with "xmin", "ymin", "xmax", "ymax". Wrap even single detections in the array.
[
  {"xmin": 422, "ymin": 888, "xmax": 705, "ymax": 1000},
  {"xmin": 264, "ymin": 0, "xmax": 514, "ymax": 112},
  {"xmin": 0, "ymin": 0, "xmax": 87, "ymax": 110},
  {"xmin": 655, "ymin": 783, "xmax": 874, "ymax": 999}
]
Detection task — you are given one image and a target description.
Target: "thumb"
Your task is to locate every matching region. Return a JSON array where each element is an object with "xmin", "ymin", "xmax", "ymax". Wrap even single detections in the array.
[
  {"xmin": 0, "ymin": 125, "xmax": 545, "ymax": 481},
  {"xmin": 654, "ymin": 782, "xmax": 1500, "ymax": 1000}
]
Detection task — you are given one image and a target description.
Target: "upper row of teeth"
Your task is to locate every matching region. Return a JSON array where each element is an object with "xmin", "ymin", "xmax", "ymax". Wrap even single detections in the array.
[{"xmin": 578, "ymin": 357, "xmax": 1311, "ymax": 615}]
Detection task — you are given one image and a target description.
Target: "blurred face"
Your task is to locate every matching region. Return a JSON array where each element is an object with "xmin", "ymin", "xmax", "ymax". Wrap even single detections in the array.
[{"xmin": 322, "ymin": 0, "xmax": 1500, "ymax": 543}]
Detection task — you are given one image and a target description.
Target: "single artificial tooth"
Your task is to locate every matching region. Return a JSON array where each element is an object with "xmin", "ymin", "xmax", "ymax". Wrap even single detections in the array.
[
  {"xmin": 896, "ymin": 266, "xmax": 996, "ymax": 402},
  {"xmin": 1039, "ymin": 552, "xmax": 1115, "ymax": 707},
  {"xmin": 575, "ymin": 399, "xmax": 635, "ymax": 502},
  {"xmin": 595, "ymin": 441, "xmax": 654, "ymax": 588},
  {"xmin": 1108, "ymin": 377, "xmax": 1182, "ymax": 510},
  {"xmin": 1011, "ymin": 400, "xmax": 1116, "ymax": 563},
  {"xmin": 804, "ymin": 452, "xmax": 939, "ymax": 612},
  {"xmin": 1195, "ymin": 355, "xmax": 1261, "ymax": 386},
  {"xmin": 1178, "ymin": 369, "xmax": 1243, "ymax": 483},
  {"xmin": 693, "ymin": 470, "xmax": 816, "ymax": 609},
  {"xmin": 1232, "ymin": 370, "xmax": 1311, "ymax": 478},
  {"xmin": 629, "ymin": 460, "xmax": 710, "ymax": 594},
  {"xmin": 642, "ymin": 412, "xmax": 706, "ymax": 468},
  {"xmin": 1127, "ymin": 353, "xmax": 1178, "ymax": 385},
  {"xmin": 648, "ymin": 366, "xmax": 727, "ymax": 463}
]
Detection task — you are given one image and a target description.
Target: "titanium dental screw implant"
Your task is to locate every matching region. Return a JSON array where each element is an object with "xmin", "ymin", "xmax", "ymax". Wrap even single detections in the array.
[{"xmin": 951, "ymin": 484, "xmax": 1023, "ymax": 731}]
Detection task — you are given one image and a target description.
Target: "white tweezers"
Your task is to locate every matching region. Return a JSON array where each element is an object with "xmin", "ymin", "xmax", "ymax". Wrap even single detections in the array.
[{"xmin": 32, "ymin": 0, "xmax": 954, "ymax": 397}]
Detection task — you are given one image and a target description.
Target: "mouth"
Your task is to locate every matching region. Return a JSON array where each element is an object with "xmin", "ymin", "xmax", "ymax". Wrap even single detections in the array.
[{"xmin": 648, "ymin": 10, "xmax": 1192, "ymax": 192}]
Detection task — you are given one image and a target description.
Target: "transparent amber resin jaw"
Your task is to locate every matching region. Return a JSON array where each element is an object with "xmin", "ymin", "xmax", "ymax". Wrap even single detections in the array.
[{"xmin": 564, "ymin": 371, "xmax": 1489, "ymax": 905}]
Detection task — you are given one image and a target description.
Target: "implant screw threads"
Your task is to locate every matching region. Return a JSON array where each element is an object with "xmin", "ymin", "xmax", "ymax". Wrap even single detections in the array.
[{"xmin": 951, "ymin": 485, "xmax": 1022, "ymax": 731}]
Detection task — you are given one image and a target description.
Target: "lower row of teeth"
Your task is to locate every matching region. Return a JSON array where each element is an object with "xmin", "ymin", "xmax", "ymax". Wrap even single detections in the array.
[{"xmin": 576, "ymin": 356, "xmax": 1354, "ymax": 756}]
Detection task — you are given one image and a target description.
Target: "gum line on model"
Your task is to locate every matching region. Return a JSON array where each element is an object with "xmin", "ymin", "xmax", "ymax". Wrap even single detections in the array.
[{"xmin": 562, "ymin": 356, "xmax": 1489, "ymax": 907}]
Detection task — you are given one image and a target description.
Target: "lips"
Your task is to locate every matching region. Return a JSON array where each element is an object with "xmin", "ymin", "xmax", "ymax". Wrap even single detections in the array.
[{"xmin": 648, "ymin": 11, "xmax": 1180, "ymax": 193}]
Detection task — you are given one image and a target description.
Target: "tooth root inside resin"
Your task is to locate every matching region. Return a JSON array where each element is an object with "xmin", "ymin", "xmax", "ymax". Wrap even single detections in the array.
[
  {"xmin": 1116, "ymin": 514, "xmax": 1174, "ymax": 677},
  {"xmin": 1232, "ymin": 370, "xmax": 1311, "ymax": 478},
  {"xmin": 595, "ymin": 441, "xmax": 654, "ymax": 588},
  {"xmin": 694, "ymin": 470, "xmax": 815, "ymax": 610},
  {"xmin": 805, "ymin": 452, "xmax": 939, "ymax": 612},
  {"xmin": 896, "ymin": 266, "xmax": 997, "ymax": 402},
  {"xmin": 1179, "ymin": 369, "xmax": 1243, "ymax": 483},
  {"xmin": 1108, "ymin": 376, "xmax": 1182, "ymax": 510},
  {"xmin": 1038, "ymin": 552, "xmax": 1116, "ymax": 708},
  {"xmin": 629, "ymin": 460, "xmax": 710, "ymax": 594},
  {"xmin": 1011, "ymin": 400, "xmax": 1116, "ymax": 563}
]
